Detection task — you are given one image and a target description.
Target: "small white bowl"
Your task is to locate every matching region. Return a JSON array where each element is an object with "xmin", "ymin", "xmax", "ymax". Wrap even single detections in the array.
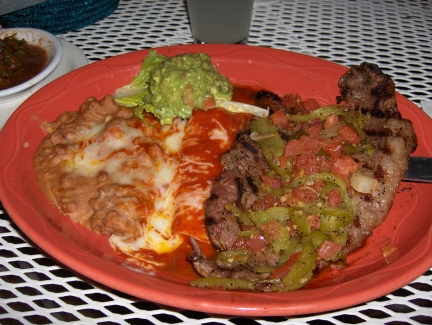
[{"xmin": 0, "ymin": 28, "xmax": 63, "ymax": 98}]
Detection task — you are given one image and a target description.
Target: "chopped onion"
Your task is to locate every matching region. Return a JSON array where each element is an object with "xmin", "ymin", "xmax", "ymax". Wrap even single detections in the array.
[
  {"xmin": 320, "ymin": 121, "xmax": 346, "ymax": 138},
  {"xmin": 350, "ymin": 171, "xmax": 378, "ymax": 194},
  {"xmin": 250, "ymin": 131, "xmax": 275, "ymax": 141}
]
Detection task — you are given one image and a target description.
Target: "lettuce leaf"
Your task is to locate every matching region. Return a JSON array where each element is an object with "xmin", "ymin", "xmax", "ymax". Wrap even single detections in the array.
[{"xmin": 113, "ymin": 50, "xmax": 166, "ymax": 107}]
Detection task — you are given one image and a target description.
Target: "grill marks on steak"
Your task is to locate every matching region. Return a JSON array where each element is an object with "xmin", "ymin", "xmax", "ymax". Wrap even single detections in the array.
[
  {"xmin": 255, "ymin": 90, "xmax": 286, "ymax": 114},
  {"xmin": 363, "ymin": 117, "xmax": 417, "ymax": 154},
  {"xmin": 190, "ymin": 62, "xmax": 417, "ymax": 288},
  {"xmin": 337, "ymin": 62, "xmax": 400, "ymax": 119},
  {"xmin": 336, "ymin": 62, "xmax": 417, "ymax": 255},
  {"xmin": 192, "ymin": 132, "xmax": 278, "ymax": 282},
  {"xmin": 345, "ymin": 136, "xmax": 412, "ymax": 254},
  {"xmin": 205, "ymin": 170, "xmax": 242, "ymax": 251},
  {"xmin": 336, "ymin": 62, "xmax": 416, "ymax": 154},
  {"xmin": 205, "ymin": 133, "xmax": 269, "ymax": 251}
]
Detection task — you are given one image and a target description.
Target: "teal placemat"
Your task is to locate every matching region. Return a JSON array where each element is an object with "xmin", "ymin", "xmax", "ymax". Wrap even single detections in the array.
[{"xmin": 0, "ymin": 0, "xmax": 119, "ymax": 34}]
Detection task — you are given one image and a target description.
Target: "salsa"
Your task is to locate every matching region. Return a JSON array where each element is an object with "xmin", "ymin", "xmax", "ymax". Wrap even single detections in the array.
[
  {"xmin": 189, "ymin": 89, "xmax": 373, "ymax": 292},
  {"xmin": 0, "ymin": 35, "xmax": 48, "ymax": 90}
]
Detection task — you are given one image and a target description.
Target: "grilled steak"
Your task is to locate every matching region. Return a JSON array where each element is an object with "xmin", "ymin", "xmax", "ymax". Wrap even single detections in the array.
[
  {"xmin": 205, "ymin": 132, "xmax": 270, "ymax": 250},
  {"xmin": 337, "ymin": 62, "xmax": 400, "ymax": 119},
  {"xmin": 203, "ymin": 132, "xmax": 280, "ymax": 277},
  {"xmin": 337, "ymin": 62, "xmax": 417, "ymax": 254},
  {"xmin": 189, "ymin": 62, "xmax": 417, "ymax": 291}
]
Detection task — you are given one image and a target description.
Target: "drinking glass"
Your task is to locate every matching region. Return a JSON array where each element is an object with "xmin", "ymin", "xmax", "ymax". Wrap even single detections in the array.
[{"xmin": 187, "ymin": 0, "xmax": 254, "ymax": 44}]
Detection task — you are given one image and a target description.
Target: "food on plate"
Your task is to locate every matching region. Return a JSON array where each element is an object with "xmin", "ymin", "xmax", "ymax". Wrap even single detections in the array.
[
  {"xmin": 114, "ymin": 50, "xmax": 233, "ymax": 125},
  {"xmin": 32, "ymin": 52, "xmax": 416, "ymax": 291},
  {"xmin": 33, "ymin": 93, "xmax": 251, "ymax": 269},
  {"xmin": 0, "ymin": 34, "xmax": 48, "ymax": 90},
  {"xmin": 114, "ymin": 50, "xmax": 268, "ymax": 125},
  {"xmin": 189, "ymin": 62, "xmax": 417, "ymax": 291},
  {"xmin": 381, "ymin": 244, "xmax": 399, "ymax": 265}
]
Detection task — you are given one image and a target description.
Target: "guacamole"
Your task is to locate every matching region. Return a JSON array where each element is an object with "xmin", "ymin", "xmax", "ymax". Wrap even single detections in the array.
[{"xmin": 114, "ymin": 50, "xmax": 233, "ymax": 125}]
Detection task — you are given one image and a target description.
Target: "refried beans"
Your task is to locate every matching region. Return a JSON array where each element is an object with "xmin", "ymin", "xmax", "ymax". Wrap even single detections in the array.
[
  {"xmin": 33, "ymin": 95, "xmax": 148, "ymax": 238},
  {"xmin": 33, "ymin": 94, "xmax": 251, "ymax": 271}
]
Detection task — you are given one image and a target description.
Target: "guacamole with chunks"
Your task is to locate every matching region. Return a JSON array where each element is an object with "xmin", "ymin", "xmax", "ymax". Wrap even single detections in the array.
[{"xmin": 114, "ymin": 50, "xmax": 233, "ymax": 125}]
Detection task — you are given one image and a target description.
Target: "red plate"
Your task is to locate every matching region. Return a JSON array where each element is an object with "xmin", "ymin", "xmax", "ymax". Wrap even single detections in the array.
[{"xmin": 0, "ymin": 44, "xmax": 431, "ymax": 316}]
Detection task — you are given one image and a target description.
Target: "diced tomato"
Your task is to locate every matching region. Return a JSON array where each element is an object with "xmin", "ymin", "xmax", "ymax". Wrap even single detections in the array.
[
  {"xmin": 323, "ymin": 139, "xmax": 344, "ymax": 161},
  {"xmin": 284, "ymin": 135, "xmax": 321, "ymax": 157},
  {"xmin": 281, "ymin": 93, "xmax": 301, "ymax": 110},
  {"xmin": 246, "ymin": 235, "xmax": 268, "ymax": 252},
  {"xmin": 294, "ymin": 153, "xmax": 321, "ymax": 175},
  {"xmin": 260, "ymin": 219, "xmax": 283, "ymax": 242},
  {"xmin": 338, "ymin": 125, "xmax": 360, "ymax": 144},
  {"xmin": 202, "ymin": 96, "xmax": 216, "ymax": 109},
  {"xmin": 280, "ymin": 155, "xmax": 288, "ymax": 169},
  {"xmin": 292, "ymin": 186, "xmax": 319, "ymax": 203},
  {"xmin": 281, "ymin": 93, "xmax": 309, "ymax": 115},
  {"xmin": 302, "ymin": 98, "xmax": 321, "ymax": 112},
  {"xmin": 308, "ymin": 214, "xmax": 320, "ymax": 229},
  {"xmin": 252, "ymin": 194, "xmax": 279, "ymax": 211},
  {"xmin": 270, "ymin": 109, "xmax": 290, "ymax": 129},
  {"xmin": 303, "ymin": 119, "xmax": 322, "ymax": 139},
  {"xmin": 317, "ymin": 240, "xmax": 341, "ymax": 261},
  {"xmin": 327, "ymin": 189, "xmax": 342, "ymax": 209},
  {"xmin": 324, "ymin": 113, "xmax": 339, "ymax": 129},
  {"xmin": 269, "ymin": 252, "xmax": 302, "ymax": 279},
  {"xmin": 294, "ymin": 101, "xmax": 309, "ymax": 115},
  {"xmin": 284, "ymin": 139, "xmax": 303, "ymax": 157},
  {"xmin": 261, "ymin": 174, "xmax": 283, "ymax": 189},
  {"xmin": 331, "ymin": 154, "xmax": 358, "ymax": 181}
]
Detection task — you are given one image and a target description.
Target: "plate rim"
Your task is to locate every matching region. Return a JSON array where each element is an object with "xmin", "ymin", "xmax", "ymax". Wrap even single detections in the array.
[{"xmin": 0, "ymin": 44, "xmax": 431, "ymax": 316}]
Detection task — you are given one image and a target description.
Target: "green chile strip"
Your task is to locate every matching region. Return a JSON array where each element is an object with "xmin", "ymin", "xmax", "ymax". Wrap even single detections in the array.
[
  {"xmin": 225, "ymin": 203, "xmax": 254, "ymax": 226},
  {"xmin": 216, "ymin": 250, "xmax": 251, "ymax": 267},
  {"xmin": 191, "ymin": 277, "xmax": 255, "ymax": 290},
  {"xmin": 287, "ymin": 105, "xmax": 347, "ymax": 122},
  {"xmin": 288, "ymin": 172, "xmax": 356, "ymax": 220},
  {"xmin": 283, "ymin": 242, "xmax": 317, "ymax": 290},
  {"xmin": 287, "ymin": 105, "xmax": 366, "ymax": 139},
  {"xmin": 250, "ymin": 117, "xmax": 290, "ymax": 177}
]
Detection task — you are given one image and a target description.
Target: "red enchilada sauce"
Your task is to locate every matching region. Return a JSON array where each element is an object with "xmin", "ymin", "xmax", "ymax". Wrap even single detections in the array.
[
  {"xmin": 34, "ymin": 86, "xmax": 258, "ymax": 281},
  {"xmin": 116, "ymin": 87, "xmax": 257, "ymax": 280},
  {"xmin": 0, "ymin": 35, "xmax": 48, "ymax": 90}
]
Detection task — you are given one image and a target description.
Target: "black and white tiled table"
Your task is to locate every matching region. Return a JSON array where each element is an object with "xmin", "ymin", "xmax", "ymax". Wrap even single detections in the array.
[{"xmin": 1, "ymin": 1, "xmax": 431, "ymax": 323}]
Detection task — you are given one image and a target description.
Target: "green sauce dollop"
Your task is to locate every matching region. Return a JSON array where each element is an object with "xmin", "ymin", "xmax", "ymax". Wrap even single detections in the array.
[{"xmin": 114, "ymin": 50, "xmax": 233, "ymax": 125}]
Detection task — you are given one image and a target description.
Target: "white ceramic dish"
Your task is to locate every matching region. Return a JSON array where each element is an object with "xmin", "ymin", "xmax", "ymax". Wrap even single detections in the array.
[
  {"xmin": 0, "ymin": 38, "xmax": 88, "ymax": 130},
  {"xmin": 0, "ymin": 28, "xmax": 63, "ymax": 97}
]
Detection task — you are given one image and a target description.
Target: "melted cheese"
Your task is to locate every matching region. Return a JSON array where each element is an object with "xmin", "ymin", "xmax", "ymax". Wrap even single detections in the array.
[
  {"xmin": 111, "ymin": 182, "xmax": 183, "ymax": 255},
  {"xmin": 208, "ymin": 119, "xmax": 230, "ymax": 147},
  {"xmin": 108, "ymin": 119, "xmax": 187, "ymax": 255},
  {"xmin": 61, "ymin": 115, "xmax": 188, "ymax": 257},
  {"xmin": 46, "ymin": 105, "xmax": 248, "ymax": 272}
]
